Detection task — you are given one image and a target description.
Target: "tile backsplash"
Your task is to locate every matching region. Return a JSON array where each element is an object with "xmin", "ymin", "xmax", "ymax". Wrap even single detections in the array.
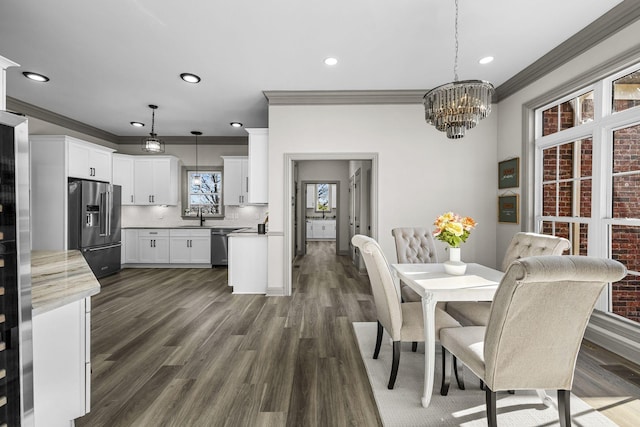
[{"xmin": 122, "ymin": 204, "xmax": 268, "ymax": 228}]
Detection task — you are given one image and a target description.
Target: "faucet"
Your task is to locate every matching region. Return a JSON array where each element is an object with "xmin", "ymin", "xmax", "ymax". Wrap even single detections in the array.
[{"xmin": 199, "ymin": 208, "xmax": 205, "ymax": 226}]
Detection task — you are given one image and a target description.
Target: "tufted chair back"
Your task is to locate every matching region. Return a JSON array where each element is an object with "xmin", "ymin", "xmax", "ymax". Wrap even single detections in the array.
[
  {"xmin": 501, "ymin": 232, "xmax": 571, "ymax": 272},
  {"xmin": 391, "ymin": 227, "xmax": 438, "ymax": 264}
]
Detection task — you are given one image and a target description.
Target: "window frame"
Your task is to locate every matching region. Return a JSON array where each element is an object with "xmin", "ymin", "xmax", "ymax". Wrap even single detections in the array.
[{"xmin": 180, "ymin": 165, "xmax": 224, "ymax": 219}]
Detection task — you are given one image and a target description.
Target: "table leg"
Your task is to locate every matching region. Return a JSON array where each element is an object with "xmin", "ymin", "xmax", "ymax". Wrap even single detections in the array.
[{"xmin": 421, "ymin": 294, "xmax": 437, "ymax": 408}]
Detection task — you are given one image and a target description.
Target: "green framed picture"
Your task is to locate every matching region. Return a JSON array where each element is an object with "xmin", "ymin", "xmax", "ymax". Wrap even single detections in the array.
[
  {"xmin": 498, "ymin": 195, "xmax": 519, "ymax": 224},
  {"xmin": 498, "ymin": 158, "xmax": 519, "ymax": 189}
]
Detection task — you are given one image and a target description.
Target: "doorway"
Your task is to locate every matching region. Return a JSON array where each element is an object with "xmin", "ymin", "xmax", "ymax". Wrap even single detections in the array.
[
  {"xmin": 284, "ymin": 153, "xmax": 378, "ymax": 296},
  {"xmin": 300, "ymin": 181, "xmax": 340, "ymax": 256}
]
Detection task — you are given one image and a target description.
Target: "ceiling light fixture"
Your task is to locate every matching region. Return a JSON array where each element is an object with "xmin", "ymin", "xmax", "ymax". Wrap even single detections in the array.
[
  {"xmin": 191, "ymin": 131, "xmax": 202, "ymax": 187},
  {"xmin": 141, "ymin": 105, "xmax": 165, "ymax": 153},
  {"xmin": 130, "ymin": 121, "xmax": 145, "ymax": 127},
  {"xmin": 324, "ymin": 57, "xmax": 338, "ymax": 66},
  {"xmin": 423, "ymin": 0, "xmax": 494, "ymax": 139},
  {"xmin": 479, "ymin": 56, "xmax": 494, "ymax": 65},
  {"xmin": 22, "ymin": 71, "xmax": 49, "ymax": 82},
  {"xmin": 180, "ymin": 73, "xmax": 201, "ymax": 83},
  {"xmin": 230, "ymin": 122, "xmax": 243, "ymax": 128}
]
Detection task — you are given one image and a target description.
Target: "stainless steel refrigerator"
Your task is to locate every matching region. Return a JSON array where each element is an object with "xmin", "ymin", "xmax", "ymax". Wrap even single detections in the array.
[
  {"xmin": 68, "ymin": 180, "xmax": 122, "ymax": 278},
  {"xmin": 0, "ymin": 110, "xmax": 34, "ymax": 425}
]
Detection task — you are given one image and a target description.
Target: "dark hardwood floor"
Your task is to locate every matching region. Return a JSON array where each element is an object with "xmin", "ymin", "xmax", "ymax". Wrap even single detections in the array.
[{"xmin": 76, "ymin": 241, "xmax": 640, "ymax": 426}]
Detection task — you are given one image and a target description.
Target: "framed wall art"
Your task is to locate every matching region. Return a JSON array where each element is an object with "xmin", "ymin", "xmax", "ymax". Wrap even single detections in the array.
[
  {"xmin": 498, "ymin": 157, "xmax": 519, "ymax": 189},
  {"xmin": 498, "ymin": 194, "xmax": 519, "ymax": 224}
]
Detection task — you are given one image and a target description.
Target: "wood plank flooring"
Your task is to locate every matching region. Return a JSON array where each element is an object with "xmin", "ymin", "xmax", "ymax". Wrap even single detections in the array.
[{"xmin": 76, "ymin": 242, "xmax": 640, "ymax": 426}]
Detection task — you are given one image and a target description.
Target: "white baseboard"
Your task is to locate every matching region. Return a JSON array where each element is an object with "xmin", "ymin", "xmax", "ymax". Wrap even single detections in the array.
[
  {"xmin": 266, "ymin": 287, "xmax": 285, "ymax": 296},
  {"xmin": 585, "ymin": 310, "xmax": 640, "ymax": 366}
]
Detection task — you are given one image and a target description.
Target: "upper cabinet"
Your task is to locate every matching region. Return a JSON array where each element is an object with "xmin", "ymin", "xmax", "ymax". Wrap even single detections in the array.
[
  {"xmin": 246, "ymin": 128, "xmax": 268, "ymax": 204},
  {"xmin": 67, "ymin": 139, "xmax": 113, "ymax": 182},
  {"xmin": 134, "ymin": 156, "xmax": 179, "ymax": 205},
  {"xmin": 111, "ymin": 154, "xmax": 179, "ymax": 206},
  {"xmin": 222, "ymin": 156, "xmax": 248, "ymax": 206},
  {"xmin": 112, "ymin": 154, "xmax": 135, "ymax": 205}
]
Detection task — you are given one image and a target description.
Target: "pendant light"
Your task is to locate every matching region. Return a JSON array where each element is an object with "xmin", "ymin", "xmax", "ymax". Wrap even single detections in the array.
[
  {"xmin": 141, "ymin": 104, "xmax": 165, "ymax": 153},
  {"xmin": 423, "ymin": 0, "xmax": 494, "ymax": 139},
  {"xmin": 191, "ymin": 131, "xmax": 202, "ymax": 187}
]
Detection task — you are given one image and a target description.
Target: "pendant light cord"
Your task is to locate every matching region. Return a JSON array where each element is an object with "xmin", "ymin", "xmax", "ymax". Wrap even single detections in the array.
[{"xmin": 453, "ymin": 0, "xmax": 459, "ymax": 82}]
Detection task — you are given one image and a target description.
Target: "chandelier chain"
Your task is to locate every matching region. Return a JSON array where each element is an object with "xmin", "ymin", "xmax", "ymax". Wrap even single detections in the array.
[{"xmin": 454, "ymin": 0, "xmax": 459, "ymax": 82}]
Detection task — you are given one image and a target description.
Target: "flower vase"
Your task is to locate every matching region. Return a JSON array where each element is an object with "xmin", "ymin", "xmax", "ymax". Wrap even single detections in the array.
[{"xmin": 444, "ymin": 247, "xmax": 467, "ymax": 275}]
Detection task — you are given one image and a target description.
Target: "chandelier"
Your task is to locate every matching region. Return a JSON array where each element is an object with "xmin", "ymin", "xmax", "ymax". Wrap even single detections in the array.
[
  {"xmin": 423, "ymin": 0, "xmax": 494, "ymax": 139},
  {"xmin": 141, "ymin": 104, "xmax": 165, "ymax": 153}
]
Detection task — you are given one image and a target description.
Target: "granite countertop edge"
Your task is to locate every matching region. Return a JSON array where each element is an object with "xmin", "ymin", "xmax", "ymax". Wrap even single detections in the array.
[{"xmin": 31, "ymin": 250, "xmax": 101, "ymax": 317}]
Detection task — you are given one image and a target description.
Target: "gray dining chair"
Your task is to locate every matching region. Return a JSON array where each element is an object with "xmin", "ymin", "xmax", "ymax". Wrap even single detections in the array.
[
  {"xmin": 446, "ymin": 232, "xmax": 570, "ymax": 326},
  {"xmin": 391, "ymin": 227, "xmax": 438, "ymax": 303},
  {"xmin": 351, "ymin": 234, "xmax": 461, "ymax": 389},
  {"xmin": 439, "ymin": 255, "xmax": 626, "ymax": 427}
]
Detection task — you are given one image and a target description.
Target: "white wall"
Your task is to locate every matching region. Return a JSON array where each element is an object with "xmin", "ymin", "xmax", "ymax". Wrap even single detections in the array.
[
  {"xmin": 297, "ymin": 160, "xmax": 350, "ymax": 253},
  {"xmin": 496, "ymin": 20, "xmax": 640, "ymax": 263},
  {"xmin": 268, "ymin": 103, "xmax": 498, "ymax": 294}
]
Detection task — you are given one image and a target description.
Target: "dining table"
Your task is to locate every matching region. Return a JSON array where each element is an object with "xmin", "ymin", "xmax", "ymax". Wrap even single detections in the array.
[{"xmin": 390, "ymin": 262, "xmax": 503, "ymax": 408}]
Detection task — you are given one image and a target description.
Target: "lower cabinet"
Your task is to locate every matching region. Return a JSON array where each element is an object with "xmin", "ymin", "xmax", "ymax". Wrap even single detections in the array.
[
  {"xmin": 33, "ymin": 297, "xmax": 91, "ymax": 427},
  {"xmin": 228, "ymin": 235, "xmax": 267, "ymax": 294},
  {"xmin": 308, "ymin": 220, "xmax": 336, "ymax": 239},
  {"xmin": 122, "ymin": 228, "xmax": 211, "ymax": 266},
  {"xmin": 138, "ymin": 229, "xmax": 170, "ymax": 263},
  {"xmin": 169, "ymin": 229, "xmax": 211, "ymax": 264}
]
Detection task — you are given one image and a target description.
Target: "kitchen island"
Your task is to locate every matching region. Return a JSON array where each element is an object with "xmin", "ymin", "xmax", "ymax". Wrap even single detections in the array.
[
  {"xmin": 31, "ymin": 250, "xmax": 100, "ymax": 427},
  {"xmin": 228, "ymin": 228, "xmax": 268, "ymax": 294}
]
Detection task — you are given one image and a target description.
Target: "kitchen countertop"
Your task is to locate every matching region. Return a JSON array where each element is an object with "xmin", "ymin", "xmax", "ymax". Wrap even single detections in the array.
[{"xmin": 31, "ymin": 250, "xmax": 101, "ymax": 316}]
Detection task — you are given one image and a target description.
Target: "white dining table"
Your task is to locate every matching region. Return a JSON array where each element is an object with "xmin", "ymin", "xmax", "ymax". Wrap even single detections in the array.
[{"xmin": 390, "ymin": 262, "xmax": 503, "ymax": 408}]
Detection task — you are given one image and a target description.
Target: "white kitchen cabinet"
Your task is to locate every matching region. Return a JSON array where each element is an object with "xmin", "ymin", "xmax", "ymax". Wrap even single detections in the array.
[
  {"xmin": 309, "ymin": 220, "xmax": 336, "ymax": 239},
  {"xmin": 137, "ymin": 229, "xmax": 170, "ymax": 263},
  {"xmin": 306, "ymin": 220, "xmax": 313, "ymax": 239},
  {"xmin": 134, "ymin": 156, "xmax": 179, "ymax": 205},
  {"xmin": 67, "ymin": 138, "xmax": 113, "ymax": 182},
  {"xmin": 112, "ymin": 154, "xmax": 135, "ymax": 205},
  {"xmin": 33, "ymin": 297, "xmax": 91, "ymax": 426},
  {"xmin": 246, "ymin": 128, "xmax": 268, "ymax": 204},
  {"xmin": 331, "ymin": 184, "xmax": 337, "ymax": 208},
  {"xmin": 306, "ymin": 184, "xmax": 315, "ymax": 208},
  {"xmin": 123, "ymin": 229, "xmax": 139, "ymax": 264},
  {"xmin": 169, "ymin": 229, "xmax": 211, "ymax": 264},
  {"xmin": 222, "ymin": 156, "xmax": 248, "ymax": 206},
  {"xmin": 228, "ymin": 234, "xmax": 267, "ymax": 294}
]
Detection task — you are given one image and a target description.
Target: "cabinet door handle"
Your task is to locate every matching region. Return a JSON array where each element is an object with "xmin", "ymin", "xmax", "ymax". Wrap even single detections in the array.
[
  {"xmin": 131, "ymin": 195, "xmax": 134, "ymax": 203},
  {"xmin": 246, "ymin": 176, "xmax": 248, "ymax": 192},
  {"xmin": 149, "ymin": 195, "xmax": 152, "ymax": 203},
  {"xmin": 152, "ymin": 195, "xmax": 155, "ymax": 203}
]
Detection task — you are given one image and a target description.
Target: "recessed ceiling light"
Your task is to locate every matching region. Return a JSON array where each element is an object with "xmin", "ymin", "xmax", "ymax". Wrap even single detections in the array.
[
  {"xmin": 22, "ymin": 71, "xmax": 50, "ymax": 82},
  {"xmin": 479, "ymin": 56, "xmax": 494, "ymax": 65},
  {"xmin": 324, "ymin": 57, "xmax": 338, "ymax": 66},
  {"xmin": 130, "ymin": 121, "xmax": 145, "ymax": 127},
  {"xmin": 180, "ymin": 73, "xmax": 201, "ymax": 83},
  {"xmin": 230, "ymin": 122, "xmax": 243, "ymax": 128}
]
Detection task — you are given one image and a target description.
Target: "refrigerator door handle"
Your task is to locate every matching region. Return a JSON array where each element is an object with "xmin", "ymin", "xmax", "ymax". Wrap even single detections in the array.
[
  {"xmin": 106, "ymin": 190, "xmax": 112, "ymax": 237},
  {"xmin": 99, "ymin": 192, "xmax": 108, "ymax": 236},
  {"xmin": 86, "ymin": 243, "xmax": 122, "ymax": 252}
]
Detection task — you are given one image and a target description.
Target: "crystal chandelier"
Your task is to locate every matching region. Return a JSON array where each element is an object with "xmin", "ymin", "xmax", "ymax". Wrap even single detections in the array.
[
  {"xmin": 423, "ymin": 0, "xmax": 494, "ymax": 139},
  {"xmin": 191, "ymin": 131, "xmax": 202, "ymax": 187},
  {"xmin": 141, "ymin": 104, "xmax": 165, "ymax": 153}
]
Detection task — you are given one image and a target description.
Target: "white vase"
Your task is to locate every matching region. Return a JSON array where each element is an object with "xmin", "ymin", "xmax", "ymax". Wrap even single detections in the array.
[{"xmin": 444, "ymin": 247, "xmax": 467, "ymax": 275}]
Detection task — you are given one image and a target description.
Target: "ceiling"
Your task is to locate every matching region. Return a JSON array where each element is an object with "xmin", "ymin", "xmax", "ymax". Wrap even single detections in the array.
[{"xmin": 0, "ymin": 0, "xmax": 627, "ymax": 142}]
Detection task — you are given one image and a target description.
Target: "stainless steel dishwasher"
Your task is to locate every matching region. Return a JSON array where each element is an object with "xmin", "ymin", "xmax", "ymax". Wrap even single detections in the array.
[{"xmin": 211, "ymin": 228, "xmax": 240, "ymax": 266}]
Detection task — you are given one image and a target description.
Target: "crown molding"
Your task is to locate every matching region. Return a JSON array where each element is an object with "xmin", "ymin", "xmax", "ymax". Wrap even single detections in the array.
[
  {"xmin": 6, "ymin": 96, "xmax": 119, "ymax": 142},
  {"xmin": 263, "ymin": 90, "xmax": 426, "ymax": 105},
  {"xmin": 496, "ymin": 0, "xmax": 640, "ymax": 101},
  {"xmin": 118, "ymin": 135, "xmax": 248, "ymax": 145}
]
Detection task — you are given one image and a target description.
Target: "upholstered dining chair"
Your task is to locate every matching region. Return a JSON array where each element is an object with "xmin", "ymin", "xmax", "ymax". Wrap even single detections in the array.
[
  {"xmin": 446, "ymin": 232, "xmax": 571, "ymax": 326},
  {"xmin": 391, "ymin": 227, "xmax": 438, "ymax": 303},
  {"xmin": 351, "ymin": 234, "xmax": 461, "ymax": 389},
  {"xmin": 439, "ymin": 255, "xmax": 626, "ymax": 427}
]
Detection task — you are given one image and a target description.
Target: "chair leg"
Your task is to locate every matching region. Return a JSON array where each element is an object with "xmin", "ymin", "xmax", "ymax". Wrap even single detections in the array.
[
  {"xmin": 558, "ymin": 389, "xmax": 571, "ymax": 427},
  {"xmin": 412, "ymin": 342, "xmax": 418, "ymax": 352},
  {"xmin": 480, "ymin": 379, "xmax": 485, "ymax": 390},
  {"xmin": 453, "ymin": 356, "xmax": 465, "ymax": 390},
  {"xmin": 373, "ymin": 321, "xmax": 383, "ymax": 359},
  {"xmin": 440, "ymin": 346, "xmax": 452, "ymax": 395},
  {"xmin": 485, "ymin": 386, "xmax": 497, "ymax": 427},
  {"xmin": 388, "ymin": 341, "xmax": 401, "ymax": 389}
]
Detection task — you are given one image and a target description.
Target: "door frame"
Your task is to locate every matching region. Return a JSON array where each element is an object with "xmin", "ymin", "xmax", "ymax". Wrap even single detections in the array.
[{"xmin": 284, "ymin": 152, "xmax": 379, "ymax": 296}]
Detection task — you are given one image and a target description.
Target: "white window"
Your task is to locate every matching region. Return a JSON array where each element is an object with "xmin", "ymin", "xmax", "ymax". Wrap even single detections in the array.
[{"xmin": 183, "ymin": 170, "xmax": 223, "ymax": 217}]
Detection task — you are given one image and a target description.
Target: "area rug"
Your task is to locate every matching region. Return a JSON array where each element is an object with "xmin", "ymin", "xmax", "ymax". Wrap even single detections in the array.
[{"xmin": 353, "ymin": 322, "xmax": 618, "ymax": 427}]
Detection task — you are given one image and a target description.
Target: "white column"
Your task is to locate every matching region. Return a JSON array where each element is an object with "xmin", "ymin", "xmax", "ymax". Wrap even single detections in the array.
[{"xmin": 0, "ymin": 55, "xmax": 20, "ymax": 111}]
